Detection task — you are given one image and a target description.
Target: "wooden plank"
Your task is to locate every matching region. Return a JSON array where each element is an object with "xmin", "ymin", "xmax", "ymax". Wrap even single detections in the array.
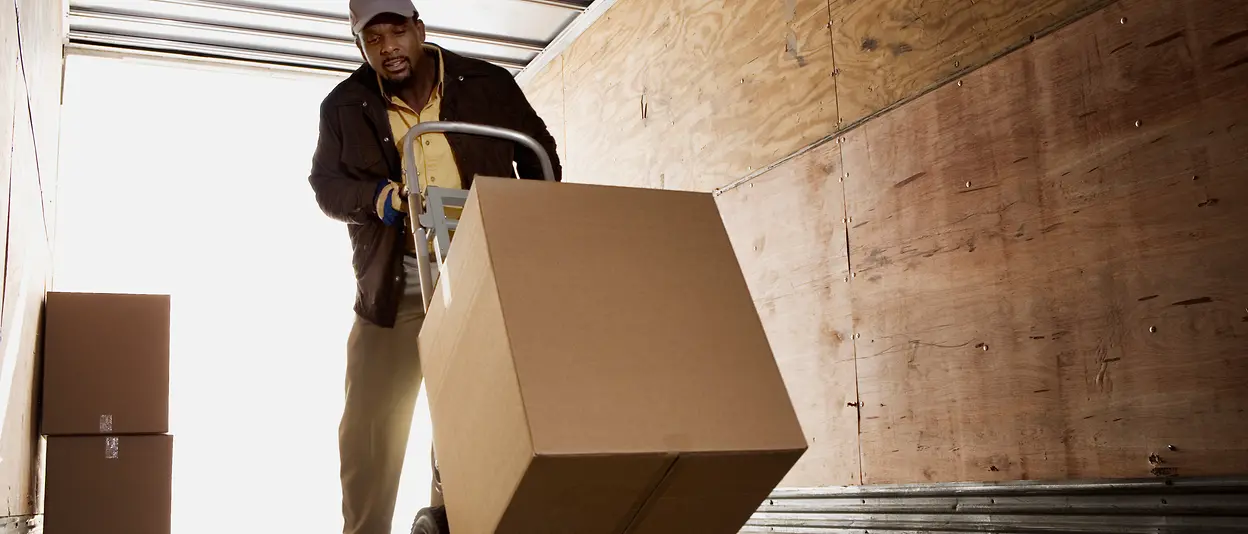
[
  {"xmin": 0, "ymin": 0, "xmax": 17, "ymax": 285},
  {"xmin": 520, "ymin": 53, "xmax": 567, "ymax": 170},
  {"xmin": 560, "ymin": 0, "xmax": 839, "ymax": 192},
  {"xmin": 840, "ymin": 0, "xmax": 1248, "ymax": 484},
  {"xmin": 16, "ymin": 0, "xmax": 63, "ymax": 245},
  {"xmin": 527, "ymin": 0, "xmax": 1129, "ymax": 194},
  {"xmin": 716, "ymin": 142, "xmax": 860, "ymax": 487},
  {"xmin": 0, "ymin": 0, "xmax": 62, "ymax": 514},
  {"xmin": 0, "ymin": 73, "xmax": 49, "ymax": 518},
  {"xmin": 559, "ymin": 0, "xmax": 678, "ymax": 190},
  {"xmin": 828, "ymin": 0, "xmax": 1113, "ymax": 126}
]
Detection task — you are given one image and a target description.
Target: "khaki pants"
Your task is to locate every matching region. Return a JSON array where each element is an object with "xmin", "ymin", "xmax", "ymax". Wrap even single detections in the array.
[{"xmin": 339, "ymin": 290, "xmax": 442, "ymax": 534}]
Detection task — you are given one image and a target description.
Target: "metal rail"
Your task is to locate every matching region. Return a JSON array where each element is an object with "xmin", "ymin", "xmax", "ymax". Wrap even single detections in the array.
[
  {"xmin": 402, "ymin": 122, "xmax": 557, "ymax": 188},
  {"xmin": 69, "ymin": 7, "xmax": 530, "ymax": 71},
  {"xmin": 153, "ymin": 0, "xmax": 549, "ymax": 52},
  {"xmin": 515, "ymin": 0, "xmax": 620, "ymax": 84},
  {"xmin": 745, "ymin": 477, "xmax": 1248, "ymax": 533},
  {"xmin": 512, "ymin": 0, "xmax": 590, "ymax": 11},
  {"xmin": 68, "ymin": 30, "xmax": 366, "ymax": 71}
]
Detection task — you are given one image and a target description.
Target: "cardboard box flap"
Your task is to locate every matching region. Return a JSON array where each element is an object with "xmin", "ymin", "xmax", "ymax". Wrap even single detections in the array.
[{"xmin": 472, "ymin": 178, "xmax": 807, "ymax": 455}]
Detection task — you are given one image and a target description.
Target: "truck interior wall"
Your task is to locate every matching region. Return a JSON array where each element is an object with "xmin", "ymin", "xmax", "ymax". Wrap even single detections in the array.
[
  {"xmin": 1, "ymin": 0, "xmax": 66, "ymax": 528},
  {"xmin": 521, "ymin": 0, "xmax": 1248, "ymax": 488}
]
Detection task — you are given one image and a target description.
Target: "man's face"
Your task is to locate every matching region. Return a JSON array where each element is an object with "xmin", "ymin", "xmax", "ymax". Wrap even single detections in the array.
[{"xmin": 357, "ymin": 13, "xmax": 425, "ymax": 83}]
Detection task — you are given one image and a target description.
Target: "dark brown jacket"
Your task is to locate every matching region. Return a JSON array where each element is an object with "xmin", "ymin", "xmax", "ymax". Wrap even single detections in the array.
[{"xmin": 309, "ymin": 45, "xmax": 562, "ymax": 327}]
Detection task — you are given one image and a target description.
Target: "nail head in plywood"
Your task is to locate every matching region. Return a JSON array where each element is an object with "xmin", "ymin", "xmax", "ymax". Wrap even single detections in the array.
[
  {"xmin": 714, "ymin": 141, "xmax": 859, "ymax": 487},
  {"xmin": 828, "ymin": 0, "xmax": 1112, "ymax": 124},
  {"xmin": 560, "ymin": 0, "xmax": 841, "ymax": 192}
]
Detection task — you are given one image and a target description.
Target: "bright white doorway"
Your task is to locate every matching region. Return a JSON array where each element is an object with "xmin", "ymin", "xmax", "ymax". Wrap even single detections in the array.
[{"xmin": 53, "ymin": 50, "xmax": 435, "ymax": 534}]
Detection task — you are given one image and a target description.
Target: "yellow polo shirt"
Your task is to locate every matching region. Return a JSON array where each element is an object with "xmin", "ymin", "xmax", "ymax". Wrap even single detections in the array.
[{"xmin": 380, "ymin": 45, "xmax": 463, "ymax": 253}]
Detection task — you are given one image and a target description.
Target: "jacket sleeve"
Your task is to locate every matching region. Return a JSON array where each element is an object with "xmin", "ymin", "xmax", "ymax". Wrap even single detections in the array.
[
  {"xmin": 502, "ymin": 74, "xmax": 564, "ymax": 183},
  {"xmin": 309, "ymin": 98, "xmax": 381, "ymax": 224}
]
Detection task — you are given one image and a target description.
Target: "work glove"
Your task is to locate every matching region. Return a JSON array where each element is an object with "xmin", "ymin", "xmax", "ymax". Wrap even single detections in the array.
[{"xmin": 374, "ymin": 180, "xmax": 407, "ymax": 227}]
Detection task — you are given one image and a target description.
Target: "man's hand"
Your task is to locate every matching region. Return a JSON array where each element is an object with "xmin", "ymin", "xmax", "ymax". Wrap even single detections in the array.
[{"xmin": 374, "ymin": 180, "xmax": 407, "ymax": 226}]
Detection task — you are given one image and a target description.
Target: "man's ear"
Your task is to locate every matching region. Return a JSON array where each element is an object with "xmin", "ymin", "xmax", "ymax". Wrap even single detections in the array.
[{"xmin": 414, "ymin": 18, "xmax": 426, "ymax": 43}]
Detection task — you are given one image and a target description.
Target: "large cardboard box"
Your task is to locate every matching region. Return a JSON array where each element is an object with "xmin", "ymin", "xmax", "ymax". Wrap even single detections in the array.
[
  {"xmin": 41, "ymin": 292, "xmax": 171, "ymax": 435},
  {"xmin": 45, "ymin": 434, "xmax": 173, "ymax": 534},
  {"xmin": 418, "ymin": 178, "xmax": 807, "ymax": 534}
]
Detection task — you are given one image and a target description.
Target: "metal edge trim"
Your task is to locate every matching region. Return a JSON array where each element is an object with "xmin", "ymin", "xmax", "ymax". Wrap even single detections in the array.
[
  {"xmin": 514, "ymin": 0, "xmax": 620, "ymax": 85},
  {"xmin": 767, "ymin": 477, "xmax": 1248, "ymax": 499},
  {"xmin": 514, "ymin": 0, "xmax": 590, "ymax": 11}
]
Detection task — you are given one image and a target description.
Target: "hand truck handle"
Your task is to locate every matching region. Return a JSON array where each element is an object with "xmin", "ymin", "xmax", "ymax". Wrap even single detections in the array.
[
  {"xmin": 400, "ymin": 121, "xmax": 557, "ymax": 191},
  {"xmin": 400, "ymin": 122, "xmax": 556, "ymax": 312}
]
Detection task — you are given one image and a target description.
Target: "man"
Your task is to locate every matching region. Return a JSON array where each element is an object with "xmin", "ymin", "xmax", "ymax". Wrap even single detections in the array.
[{"xmin": 307, "ymin": 1, "xmax": 562, "ymax": 532}]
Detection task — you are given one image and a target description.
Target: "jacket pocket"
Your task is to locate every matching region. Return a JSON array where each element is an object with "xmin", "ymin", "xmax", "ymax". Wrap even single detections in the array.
[
  {"xmin": 342, "ymin": 142, "xmax": 384, "ymax": 171},
  {"xmin": 337, "ymin": 105, "xmax": 388, "ymax": 174}
]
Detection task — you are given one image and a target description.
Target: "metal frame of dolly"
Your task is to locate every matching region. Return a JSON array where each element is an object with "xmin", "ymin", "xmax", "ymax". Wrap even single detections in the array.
[
  {"xmin": 400, "ymin": 121, "xmax": 556, "ymax": 534},
  {"xmin": 401, "ymin": 121, "xmax": 557, "ymax": 313}
]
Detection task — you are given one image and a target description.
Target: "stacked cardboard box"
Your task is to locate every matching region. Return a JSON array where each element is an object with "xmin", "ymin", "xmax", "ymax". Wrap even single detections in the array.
[
  {"xmin": 418, "ymin": 178, "xmax": 808, "ymax": 533},
  {"xmin": 41, "ymin": 292, "xmax": 174, "ymax": 534}
]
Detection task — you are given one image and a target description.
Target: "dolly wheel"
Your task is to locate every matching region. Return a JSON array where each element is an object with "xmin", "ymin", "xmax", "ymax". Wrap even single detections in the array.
[{"xmin": 411, "ymin": 506, "xmax": 449, "ymax": 534}]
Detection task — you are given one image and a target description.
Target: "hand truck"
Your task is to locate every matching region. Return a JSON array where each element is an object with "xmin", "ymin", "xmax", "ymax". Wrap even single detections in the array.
[
  {"xmin": 400, "ymin": 121, "xmax": 556, "ymax": 534},
  {"xmin": 401, "ymin": 121, "xmax": 557, "ymax": 313}
]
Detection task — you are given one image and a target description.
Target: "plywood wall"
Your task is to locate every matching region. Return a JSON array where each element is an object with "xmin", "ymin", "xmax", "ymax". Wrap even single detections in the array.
[
  {"xmin": 841, "ymin": 0, "xmax": 1248, "ymax": 483},
  {"xmin": 521, "ymin": 54, "xmax": 567, "ymax": 171},
  {"xmin": 715, "ymin": 142, "xmax": 860, "ymax": 487},
  {"xmin": 525, "ymin": 0, "xmax": 1248, "ymax": 487},
  {"xmin": 1, "ymin": 0, "xmax": 65, "ymax": 525},
  {"xmin": 828, "ymin": 0, "xmax": 1114, "ymax": 125},
  {"xmin": 524, "ymin": 0, "xmax": 1110, "ymax": 194},
  {"xmin": 731, "ymin": 0, "xmax": 1247, "ymax": 485}
]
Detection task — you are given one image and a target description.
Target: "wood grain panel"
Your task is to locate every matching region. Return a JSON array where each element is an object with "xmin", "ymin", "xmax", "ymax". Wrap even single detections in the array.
[
  {"xmin": 3, "ymin": 0, "xmax": 63, "ymax": 515},
  {"xmin": 0, "ymin": 73, "xmax": 49, "ymax": 518},
  {"xmin": 1, "ymin": 0, "xmax": 17, "ymax": 281},
  {"xmin": 520, "ymin": 53, "xmax": 567, "ymax": 170},
  {"xmin": 716, "ymin": 142, "xmax": 860, "ymax": 487},
  {"xmin": 559, "ymin": 0, "xmax": 670, "ymax": 190},
  {"xmin": 561, "ymin": 0, "xmax": 838, "ymax": 192},
  {"xmin": 0, "ymin": 0, "xmax": 20, "ymax": 509},
  {"xmin": 16, "ymin": 0, "xmax": 63, "ymax": 239},
  {"xmin": 841, "ymin": 0, "xmax": 1248, "ymax": 484},
  {"xmin": 829, "ymin": 0, "xmax": 1113, "ymax": 126}
]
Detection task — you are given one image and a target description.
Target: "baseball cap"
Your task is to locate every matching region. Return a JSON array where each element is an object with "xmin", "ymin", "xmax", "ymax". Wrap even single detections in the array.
[{"xmin": 348, "ymin": 0, "xmax": 419, "ymax": 35}]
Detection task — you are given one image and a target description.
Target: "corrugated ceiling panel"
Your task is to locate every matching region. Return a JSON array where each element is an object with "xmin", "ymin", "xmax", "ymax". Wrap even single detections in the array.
[{"xmin": 67, "ymin": 0, "xmax": 595, "ymax": 75}]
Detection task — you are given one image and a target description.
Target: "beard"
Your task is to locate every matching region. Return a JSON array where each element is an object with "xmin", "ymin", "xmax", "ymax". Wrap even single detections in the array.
[{"xmin": 378, "ymin": 55, "xmax": 413, "ymax": 82}]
